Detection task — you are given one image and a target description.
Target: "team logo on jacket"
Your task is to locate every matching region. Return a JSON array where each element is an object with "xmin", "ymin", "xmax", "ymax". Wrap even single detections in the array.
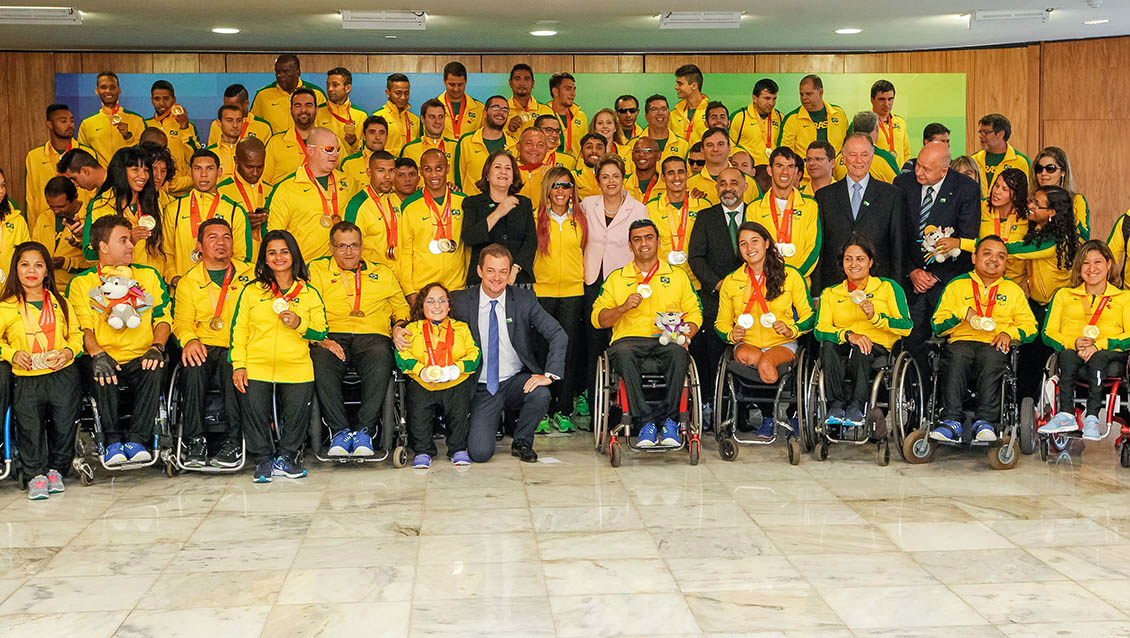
[
  {"xmin": 368, "ymin": 272, "xmax": 379, "ymax": 280},
  {"xmin": 238, "ymin": 275, "xmax": 249, "ymax": 283}
]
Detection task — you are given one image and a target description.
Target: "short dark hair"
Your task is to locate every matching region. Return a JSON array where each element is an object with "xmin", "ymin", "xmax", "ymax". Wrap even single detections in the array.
[
  {"xmin": 443, "ymin": 61, "xmax": 467, "ymax": 79},
  {"xmin": 46, "ymin": 103, "xmax": 70, "ymax": 119},
  {"xmin": 769, "ymin": 146, "xmax": 802, "ymax": 170},
  {"xmin": 190, "ymin": 148, "xmax": 220, "ymax": 168},
  {"xmin": 806, "ymin": 140, "xmax": 836, "ymax": 161},
  {"xmin": 420, "ymin": 98, "xmax": 445, "ymax": 118},
  {"xmin": 275, "ymin": 53, "xmax": 300, "ymax": 69},
  {"xmin": 363, "ymin": 115, "xmax": 388, "ymax": 133},
  {"xmin": 549, "ymin": 72, "xmax": 575, "ymax": 94},
  {"xmin": 870, "ymin": 79, "xmax": 895, "ymax": 99},
  {"xmin": 923, "ymin": 122, "xmax": 951, "ymax": 142},
  {"xmin": 395, "ymin": 157, "xmax": 417, "ymax": 171},
  {"xmin": 330, "ymin": 220, "xmax": 362, "ymax": 243},
  {"xmin": 976, "ymin": 234, "xmax": 1007, "ymax": 251},
  {"xmin": 629, "ymin": 218, "xmax": 659, "ymax": 235},
  {"xmin": 753, "ymin": 78, "xmax": 779, "ymax": 97},
  {"xmin": 661, "ymin": 155, "xmax": 687, "ymax": 172},
  {"xmin": 689, "ymin": 141, "xmax": 703, "ymax": 154},
  {"xmin": 223, "ymin": 83, "xmax": 248, "ymax": 100},
  {"xmin": 217, "ymin": 104, "xmax": 242, "ymax": 120},
  {"xmin": 57, "ymin": 148, "xmax": 100, "ymax": 174},
  {"xmin": 197, "ymin": 217, "xmax": 231, "ymax": 243},
  {"xmin": 44, "ymin": 175, "xmax": 77, "ymax": 201},
  {"xmin": 139, "ymin": 127, "xmax": 167, "ymax": 146},
  {"xmin": 509, "ymin": 63, "xmax": 533, "ymax": 80},
  {"xmin": 291, "ymin": 87, "xmax": 317, "ymax": 104},
  {"xmin": 368, "ymin": 150, "xmax": 396, "ymax": 166},
  {"xmin": 701, "ymin": 126, "xmax": 729, "ymax": 144},
  {"xmin": 614, "ymin": 95, "xmax": 638, "ymax": 108},
  {"xmin": 675, "ymin": 64, "xmax": 703, "ymax": 91},
  {"xmin": 327, "ymin": 67, "xmax": 352, "ymax": 85},
  {"xmin": 386, "ymin": 73, "xmax": 409, "ymax": 88},
  {"xmin": 150, "ymin": 79, "xmax": 174, "ymax": 95},
  {"xmin": 533, "ymin": 114, "xmax": 558, "ymax": 128},
  {"xmin": 705, "ymin": 101, "xmax": 728, "ymax": 118},
  {"xmin": 484, "ymin": 95, "xmax": 508, "ymax": 110},
  {"xmin": 90, "ymin": 214, "xmax": 130, "ymax": 252},
  {"xmin": 800, "ymin": 74, "xmax": 823, "ymax": 90},
  {"xmin": 979, "ymin": 113, "xmax": 1011, "ymax": 141},
  {"xmin": 579, "ymin": 133, "xmax": 607, "ymax": 150},
  {"xmin": 644, "ymin": 94, "xmax": 668, "ymax": 111},
  {"xmin": 96, "ymin": 71, "xmax": 119, "ymax": 83},
  {"xmin": 478, "ymin": 243, "xmax": 513, "ymax": 266}
]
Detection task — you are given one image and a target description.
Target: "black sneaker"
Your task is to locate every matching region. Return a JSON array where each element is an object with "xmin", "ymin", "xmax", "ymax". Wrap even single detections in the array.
[
  {"xmin": 253, "ymin": 458, "xmax": 272, "ymax": 483},
  {"xmin": 183, "ymin": 436, "xmax": 207, "ymax": 468},
  {"xmin": 211, "ymin": 440, "xmax": 242, "ymax": 468},
  {"xmin": 511, "ymin": 442, "xmax": 538, "ymax": 463}
]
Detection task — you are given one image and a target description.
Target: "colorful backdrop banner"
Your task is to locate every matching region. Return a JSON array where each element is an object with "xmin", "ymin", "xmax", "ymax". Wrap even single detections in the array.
[{"xmin": 56, "ymin": 72, "xmax": 966, "ymax": 154}]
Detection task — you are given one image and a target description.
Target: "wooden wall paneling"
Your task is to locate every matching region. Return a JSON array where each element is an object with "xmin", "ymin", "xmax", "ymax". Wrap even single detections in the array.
[
  {"xmin": 366, "ymin": 54, "xmax": 439, "ymax": 73},
  {"xmin": 843, "ymin": 54, "xmax": 887, "ymax": 74},
  {"xmin": 754, "ymin": 54, "xmax": 781, "ymax": 74},
  {"xmin": 302, "ymin": 54, "xmax": 370, "ymax": 76},
  {"xmin": 440, "ymin": 55, "xmax": 483, "ymax": 73},
  {"xmin": 54, "ymin": 53, "xmax": 81, "ymax": 73},
  {"xmin": 1026, "ymin": 44, "xmax": 1041, "ymax": 157},
  {"xmin": 573, "ymin": 55, "xmax": 644, "ymax": 74},
  {"xmin": 223, "ymin": 54, "xmax": 278, "ymax": 73},
  {"xmin": 197, "ymin": 54, "xmax": 226, "ymax": 73},
  {"xmin": 643, "ymin": 54, "xmax": 714, "ymax": 74},
  {"xmin": 480, "ymin": 55, "xmax": 573, "ymax": 74},
  {"xmin": 0, "ymin": 53, "xmax": 18, "ymax": 205},
  {"xmin": 152, "ymin": 53, "xmax": 199, "ymax": 74},
  {"xmin": 81, "ymin": 53, "xmax": 153, "ymax": 74},
  {"xmin": 7, "ymin": 53, "xmax": 57, "ymax": 205},
  {"xmin": 884, "ymin": 52, "xmax": 914, "ymax": 73},
  {"xmin": 1042, "ymin": 119, "xmax": 1130, "ymax": 241},
  {"xmin": 1041, "ymin": 36, "xmax": 1130, "ymax": 121},
  {"xmin": 972, "ymin": 47, "xmax": 1031, "ymax": 157},
  {"xmin": 777, "ymin": 54, "xmax": 844, "ymax": 74}
]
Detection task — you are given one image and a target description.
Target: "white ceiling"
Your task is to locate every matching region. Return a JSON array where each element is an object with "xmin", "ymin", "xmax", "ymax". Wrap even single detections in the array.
[{"xmin": 0, "ymin": 1, "xmax": 1127, "ymax": 52}]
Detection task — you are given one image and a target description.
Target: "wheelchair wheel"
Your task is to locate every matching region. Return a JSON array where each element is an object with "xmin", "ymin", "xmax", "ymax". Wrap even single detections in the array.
[
  {"xmin": 1019, "ymin": 397, "xmax": 1036, "ymax": 455},
  {"xmin": 803, "ymin": 362, "xmax": 825, "ymax": 453},
  {"xmin": 891, "ymin": 353, "xmax": 924, "ymax": 462},
  {"xmin": 686, "ymin": 358, "xmax": 703, "ymax": 443},
  {"xmin": 989, "ymin": 436, "xmax": 1019, "ymax": 470},
  {"xmin": 787, "ymin": 436, "xmax": 802, "ymax": 465},
  {"xmin": 307, "ymin": 398, "xmax": 324, "ymax": 458},
  {"xmin": 688, "ymin": 438, "xmax": 700, "ymax": 466},
  {"xmin": 1040, "ymin": 436, "xmax": 1050, "ymax": 461},
  {"xmin": 902, "ymin": 428, "xmax": 935, "ymax": 464},
  {"xmin": 718, "ymin": 437, "xmax": 739, "ymax": 461},
  {"xmin": 877, "ymin": 439, "xmax": 890, "ymax": 466},
  {"xmin": 392, "ymin": 445, "xmax": 408, "ymax": 468},
  {"xmin": 793, "ymin": 348, "xmax": 808, "ymax": 444},
  {"xmin": 609, "ymin": 439, "xmax": 622, "ymax": 467},
  {"xmin": 593, "ymin": 356, "xmax": 610, "ymax": 453},
  {"xmin": 1120, "ymin": 442, "xmax": 1130, "ymax": 468},
  {"xmin": 814, "ymin": 439, "xmax": 828, "ymax": 462}
]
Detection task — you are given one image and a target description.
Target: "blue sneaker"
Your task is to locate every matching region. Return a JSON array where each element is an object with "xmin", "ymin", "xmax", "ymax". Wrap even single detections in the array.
[
  {"xmin": 328, "ymin": 430, "xmax": 353, "ymax": 457},
  {"xmin": 660, "ymin": 419, "xmax": 681, "ymax": 446},
  {"xmin": 253, "ymin": 458, "xmax": 273, "ymax": 483},
  {"xmin": 930, "ymin": 420, "xmax": 962, "ymax": 443},
  {"xmin": 757, "ymin": 417, "xmax": 776, "ymax": 438},
  {"xmin": 351, "ymin": 429, "xmax": 374, "ymax": 457},
  {"xmin": 1039, "ymin": 412, "xmax": 1078, "ymax": 435},
  {"xmin": 1082, "ymin": 415, "xmax": 1102, "ymax": 441},
  {"xmin": 413, "ymin": 453, "xmax": 431, "ymax": 469},
  {"xmin": 122, "ymin": 442, "xmax": 151, "ymax": 463},
  {"xmin": 103, "ymin": 442, "xmax": 127, "ymax": 466},
  {"xmin": 451, "ymin": 450, "xmax": 471, "ymax": 466},
  {"xmin": 825, "ymin": 408, "xmax": 846, "ymax": 426},
  {"xmin": 843, "ymin": 408, "xmax": 866, "ymax": 428},
  {"xmin": 637, "ymin": 423, "xmax": 659, "ymax": 447},
  {"xmin": 271, "ymin": 456, "xmax": 307, "ymax": 479},
  {"xmin": 972, "ymin": 420, "xmax": 997, "ymax": 442}
]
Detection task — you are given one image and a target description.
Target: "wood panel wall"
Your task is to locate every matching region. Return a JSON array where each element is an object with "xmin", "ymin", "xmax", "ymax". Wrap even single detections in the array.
[{"xmin": 1, "ymin": 40, "xmax": 1125, "ymax": 238}]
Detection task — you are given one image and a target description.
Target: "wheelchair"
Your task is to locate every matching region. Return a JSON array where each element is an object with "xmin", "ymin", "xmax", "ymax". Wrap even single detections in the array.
[
  {"xmin": 161, "ymin": 362, "xmax": 246, "ymax": 476},
  {"xmin": 73, "ymin": 379, "xmax": 171, "ymax": 486},
  {"xmin": 592, "ymin": 351, "xmax": 703, "ymax": 467},
  {"xmin": 307, "ymin": 366, "xmax": 410, "ymax": 468},
  {"xmin": 803, "ymin": 342, "xmax": 922, "ymax": 466},
  {"xmin": 713, "ymin": 343, "xmax": 811, "ymax": 465},
  {"xmin": 901, "ymin": 338, "xmax": 1025, "ymax": 470},
  {"xmin": 1034, "ymin": 352, "xmax": 1130, "ymax": 465}
]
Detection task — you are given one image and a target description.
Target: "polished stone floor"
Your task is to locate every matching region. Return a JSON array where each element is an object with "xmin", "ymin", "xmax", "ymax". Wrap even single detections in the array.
[{"xmin": 2, "ymin": 433, "xmax": 1130, "ymax": 638}]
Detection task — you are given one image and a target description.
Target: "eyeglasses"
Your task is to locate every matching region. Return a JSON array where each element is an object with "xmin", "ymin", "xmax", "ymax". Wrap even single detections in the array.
[
  {"xmin": 1034, "ymin": 163, "xmax": 1061, "ymax": 174},
  {"xmin": 334, "ymin": 242, "xmax": 361, "ymax": 251},
  {"xmin": 616, "ymin": 107, "xmax": 639, "ymax": 114},
  {"xmin": 541, "ymin": 127, "xmax": 561, "ymax": 135},
  {"xmin": 1027, "ymin": 199, "xmax": 1052, "ymax": 210},
  {"xmin": 632, "ymin": 147, "xmax": 657, "ymax": 154},
  {"xmin": 315, "ymin": 145, "xmax": 340, "ymax": 155},
  {"xmin": 423, "ymin": 297, "xmax": 449, "ymax": 305},
  {"xmin": 688, "ymin": 159, "xmax": 706, "ymax": 167},
  {"xmin": 647, "ymin": 106, "xmax": 669, "ymax": 113},
  {"xmin": 550, "ymin": 182, "xmax": 574, "ymax": 190},
  {"xmin": 487, "ymin": 105, "xmax": 509, "ymax": 112}
]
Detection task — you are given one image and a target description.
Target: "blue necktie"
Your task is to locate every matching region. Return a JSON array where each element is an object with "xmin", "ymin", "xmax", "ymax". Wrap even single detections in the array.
[
  {"xmin": 920, "ymin": 186, "xmax": 935, "ymax": 234},
  {"xmin": 487, "ymin": 299, "xmax": 499, "ymax": 395},
  {"xmin": 850, "ymin": 182, "xmax": 862, "ymax": 219}
]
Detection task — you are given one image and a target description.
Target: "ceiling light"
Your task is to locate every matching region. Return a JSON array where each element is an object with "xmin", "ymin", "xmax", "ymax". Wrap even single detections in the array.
[
  {"xmin": 835, "ymin": 28, "xmax": 862, "ymax": 34},
  {"xmin": 969, "ymin": 8, "xmax": 1051, "ymax": 30},
  {"xmin": 658, "ymin": 12, "xmax": 742, "ymax": 29},
  {"xmin": 1084, "ymin": 19, "xmax": 1110, "ymax": 25},
  {"xmin": 340, "ymin": 10, "xmax": 426, "ymax": 30},
  {"xmin": 0, "ymin": 6, "xmax": 81, "ymax": 25},
  {"xmin": 384, "ymin": 34, "xmax": 398, "ymax": 39},
  {"xmin": 530, "ymin": 30, "xmax": 557, "ymax": 36},
  {"xmin": 212, "ymin": 27, "xmax": 239, "ymax": 34}
]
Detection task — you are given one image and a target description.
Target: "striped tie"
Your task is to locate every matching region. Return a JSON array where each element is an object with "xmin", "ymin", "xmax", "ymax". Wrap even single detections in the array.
[{"xmin": 919, "ymin": 186, "xmax": 935, "ymax": 234}]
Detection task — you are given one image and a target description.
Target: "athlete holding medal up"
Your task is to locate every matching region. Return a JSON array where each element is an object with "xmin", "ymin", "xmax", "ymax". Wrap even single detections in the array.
[
  {"xmin": 400, "ymin": 149, "xmax": 469, "ymax": 300},
  {"xmin": 1040, "ymin": 240, "xmax": 1130, "ymax": 440}
]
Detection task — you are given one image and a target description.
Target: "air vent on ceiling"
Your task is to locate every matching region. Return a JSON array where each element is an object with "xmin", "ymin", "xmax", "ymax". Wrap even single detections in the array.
[
  {"xmin": 0, "ymin": 6, "xmax": 81, "ymax": 25},
  {"xmin": 341, "ymin": 10, "xmax": 426, "ymax": 30},
  {"xmin": 969, "ymin": 8, "xmax": 1052, "ymax": 30},
  {"xmin": 658, "ymin": 12, "xmax": 743, "ymax": 30}
]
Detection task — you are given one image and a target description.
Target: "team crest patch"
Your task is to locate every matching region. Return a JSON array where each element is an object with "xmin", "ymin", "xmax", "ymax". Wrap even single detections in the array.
[
  {"xmin": 660, "ymin": 276, "xmax": 671, "ymax": 284},
  {"xmin": 238, "ymin": 275, "xmax": 249, "ymax": 282},
  {"xmin": 368, "ymin": 272, "xmax": 379, "ymax": 280}
]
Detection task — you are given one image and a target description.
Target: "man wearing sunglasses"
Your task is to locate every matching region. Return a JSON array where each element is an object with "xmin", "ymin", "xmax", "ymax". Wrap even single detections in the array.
[
  {"xmin": 614, "ymin": 95, "xmax": 641, "ymax": 143},
  {"xmin": 729, "ymin": 78, "xmax": 783, "ymax": 167},
  {"xmin": 625, "ymin": 137, "xmax": 665, "ymax": 204},
  {"xmin": 263, "ymin": 88, "xmax": 319, "ymax": 186},
  {"xmin": 971, "ymin": 113, "xmax": 1031, "ymax": 198},
  {"xmin": 265, "ymin": 126, "xmax": 354, "ymax": 261}
]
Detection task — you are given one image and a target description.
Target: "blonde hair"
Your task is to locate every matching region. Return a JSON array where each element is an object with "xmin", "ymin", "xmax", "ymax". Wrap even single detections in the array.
[{"xmin": 950, "ymin": 155, "xmax": 981, "ymax": 191}]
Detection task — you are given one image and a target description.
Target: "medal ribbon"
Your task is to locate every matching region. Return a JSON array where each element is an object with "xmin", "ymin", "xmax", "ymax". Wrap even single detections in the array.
[
  {"xmin": 878, "ymin": 116, "xmax": 895, "ymax": 152},
  {"xmin": 234, "ymin": 176, "xmax": 265, "ymax": 241},
  {"xmin": 305, "ymin": 165, "xmax": 340, "ymax": 222},
  {"xmin": 641, "ymin": 176, "xmax": 656, "ymax": 203},
  {"xmin": 328, "ymin": 101, "xmax": 353, "ymax": 124},
  {"xmin": 238, "ymin": 119, "xmax": 249, "ymax": 140},
  {"xmin": 762, "ymin": 112, "xmax": 773, "ymax": 149},
  {"xmin": 423, "ymin": 320, "xmax": 455, "ymax": 366},
  {"xmin": 423, "ymin": 187, "xmax": 453, "ymax": 241},
  {"xmin": 543, "ymin": 151, "xmax": 557, "ymax": 168},
  {"xmin": 25, "ymin": 290, "xmax": 56, "ymax": 353},
  {"xmin": 971, "ymin": 279, "xmax": 999, "ymax": 319},
  {"xmin": 189, "ymin": 191, "xmax": 222, "ymax": 238},
  {"xmin": 295, "ymin": 130, "xmax": 307, "ymax": 156},
  {"xmin": 444, "ymin": 93, "xmax": 468, "ymax": 138},
  {"xmin": 557, "ymin": 107, "xmax": 573, "ymax": 152},
  {"xmin": 211, "ymin": 264, "xmax": 235, "ymax": 325},
  {"xmin": 351, "ymin": 265, "xmax": 363, "ymax": 314},
  {"xmin": 682, "ymin": 102, "xmax": 695, "ymax": 141},
  {"xmin": 743, "ymin": 268, "xmax": 770, "ymax": 315},
  {"xmin": 666, "ymin": 198, "xmax": 690, "ymax": 252},
  {"xmin": 993, "ymin": 213, "xmax": 1013, "ymax": 242},
  {"xmin": 638, "ymin": 260, "xmax": 660, "ymax": 289},
  {"xmin": 1087, "ymin": 295, "xmax": 1112, "ymax": 328},
  {"xmin": 768, "ymin": 191, "xmax": 795, "ymax": 243},
  {"xmin": 368, "ymin": 187, "xmax": 398, "ymax": 251},
  {"xmin": 272, "ymin": 280, "xmax": 304, "ymax": 304}
]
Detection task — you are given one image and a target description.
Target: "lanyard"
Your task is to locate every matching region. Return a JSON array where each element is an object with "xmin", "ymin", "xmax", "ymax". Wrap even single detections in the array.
[
  {"xmin": 211, "ymin": 264, "xmax": 235, "ymax": 323},
  {"xmin": 424, "ymin": 188, "xmax": 453, "ymax": 240},
  {"xmin": 638, "ymin": 260, "xmax": 660, "ymax": 287},
  {"xmin": 556, "ymin": 107, "xmax": 573, "ymax": 151},
  {"xmin": 423, "ymin": 320, "xmax": 455, "ymax": 366},
  {"xmin": 305, "ymin": 165, "xmax": 340, "ymax": 221},
  {"xmin": 273, "ymin": 280, "xmax": 304, "ymax": 304},
  {"xmin": 238, "ymin": 119, "xmax": 249, "ymax": 140},
  {"xmin": 444, "ymin": 93, "xmax": 468, "ymax": 138},
  {"xmin": 768, "ymin": 191, "xmax": 795, "ymax": 243},
  {"xmin": 328, "ymin": 101, "xmax": 352, "ymax": 124},
  {"xmin": 641, "ymin": 176, "xmax": 657, "ymax": 203},
  {"xmin": 1087, "ymin": 295, "xmax": 1112, "ymax": 327},
  {"xmin": 682, "ymin": 102, "xmax": 696, "ymax": 141},
  {"xmin": 349, "ymin": 265, "xmax": 363, "ymax": 313},
  {"xmin": 234, "ymin": 176, "xmax": 263, "ymax": 211},
  {"xmin": 24, "ymin": 290, "xmax": 56, "ymax": 353},
  {"xmin": 878, "ymin": 116, "xmax": 895, "ymax": 151},
  {"xmin": 189, "ymin": 192, "xmax": 222, "ymax": 237},
  {"xmin": 993, "ymin": 212, "xmax": 1014, "ymax": 242},
  {"xmin": 761, "ymin": 112, "xmax": 773, "ymax": 149},
  {"xmin": 666, "ymin": 198, "xmax": 690, "ymax": 252},
  {"xmin": 971, "ymin": 279, "xmax": 999, "ymax": 318},
  {"xmin": 743, "ymin": 267, "xmax": 770, "ymax": 315},
  {"xmin": 368, "ymin": 187, "xmax": 398, "ymax": 251}
]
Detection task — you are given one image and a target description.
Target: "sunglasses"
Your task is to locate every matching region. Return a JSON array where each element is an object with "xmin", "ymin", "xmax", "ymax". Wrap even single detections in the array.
[
  {"xmin": 616, "ymin": 107, "xmax": 639, "ymax": 114},
  {"xmin": 688, "ymin": 159, "xmax": 706, "ymax": 167},
  {"xmin": 315, "ymin": 145, "xmax": 340, "ymax": 154},
  {"xmin": 550, "ymin": 182, "xmax": 574, "ymax": 190},
  {"xmin": 1033, "ymin": 163, "xmax": 1061, "ymax": 174}
]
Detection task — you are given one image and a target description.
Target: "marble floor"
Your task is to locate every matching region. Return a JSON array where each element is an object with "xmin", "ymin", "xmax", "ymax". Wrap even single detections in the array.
[{"xmin": 2, "ymin": 433, "xmax": 1130, "ymax": 638}]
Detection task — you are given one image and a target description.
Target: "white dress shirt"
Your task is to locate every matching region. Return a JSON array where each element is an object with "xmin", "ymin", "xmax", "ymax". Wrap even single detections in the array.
[{"xmin": 478, "ymin": 287, "xmax": 522, "ymax": 384}]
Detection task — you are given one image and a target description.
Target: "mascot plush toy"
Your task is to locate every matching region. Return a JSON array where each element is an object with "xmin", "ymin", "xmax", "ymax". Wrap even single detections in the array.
[
  {"xmin": 921, "ymin": 225, "xmax": 962, "ymax": 264},
  {"xmin": 89, "ymin": 274, "xmax": 154, "ymax": 330},
  {"xmin": 655, "ymin": 311, "xmax": 692, "ymax": 346}
]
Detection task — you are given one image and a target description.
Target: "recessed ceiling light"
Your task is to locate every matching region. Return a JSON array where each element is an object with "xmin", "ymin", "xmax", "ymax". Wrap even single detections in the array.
[
  {"xmin": 835, "ymin": 28, "xmax": 862, "ymax": 34},
  {"xmin": 385, "ymin": 34, "xmax": 398, "ymax": 39},
  {"xmin": 212, "ymin": 27, "xmax": 240, "ymax": 34},
  {"xmin": 1084, "ymin": 18, "xmax": 1110, "ymax": 25},
  {"xmin": 530, "ymin": 29, "xmax": 556, "ymax": 36}
]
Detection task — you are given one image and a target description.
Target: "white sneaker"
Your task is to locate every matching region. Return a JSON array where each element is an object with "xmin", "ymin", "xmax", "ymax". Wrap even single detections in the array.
[
  {"xmin": 1082, "ymin": 415, "xmax": 1102, "ymax": 441},
  {"xmin": 1038, "ymin": 412, "xmax": 1078, "ymax": 435}
]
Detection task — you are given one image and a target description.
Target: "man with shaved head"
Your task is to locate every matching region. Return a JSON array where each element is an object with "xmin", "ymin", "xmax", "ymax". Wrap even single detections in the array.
[
  {"xmin": 625, "ymin": 136, "xmax": 665, "ymax": 204},
  {"xmin": 263, "ymin": 87, "xmax": 320, "ymax": 185},
  {"xmin": 218, "ymin": 137, "xmax": 269, "ymax": 254},
  {"xmin": 399, "ymin": 148, "xmax": 469, "ymax": 301},
  {"xmin": 265, "ymin": 126, "xmax": 354, "ymax": 261},
  {"xmin": 893, "ymin": 141, "xmax": 981, "ymax": 359},
  {"xmin": 251, "ymin": 54, "xmax": 327, "ymax": 134}
]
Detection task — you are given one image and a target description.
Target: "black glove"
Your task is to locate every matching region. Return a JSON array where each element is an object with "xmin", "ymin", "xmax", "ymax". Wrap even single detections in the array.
[
  {"xmin": 142, "ymin": 344, "xmax": 166, "ymax": 368},
  {"xmin": 92, "ymin": 352, "xmax": 119, "ymax": 382}
]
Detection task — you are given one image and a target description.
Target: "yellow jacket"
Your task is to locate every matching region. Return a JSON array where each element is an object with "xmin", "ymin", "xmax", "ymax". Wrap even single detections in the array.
[
  {"xmin": 31, "ymin": 211, "xmax": 91, "ymax": 290},
  {"xmin": 436, "ymin": 92, "xmax": 485, "ymax": 141},
  {"xmin": 670, "ymin": 95, "xmax": 711, "ymax": 144},
  {"xmin": 340, "ymin": 149, "xmax": 373, "ymax": 187},
  {"xmin": 686, "ymin": 169, "xmax": 760, "ymax": 207},
  {"xmin": 533, "ymin": 210, "xmax": 586, "ymax": 298},
  {"xmin": 228, "ymin": 279, "xmax": 328, "ymax": 383},
  {"xmin": 395, "ymin": 318, "xmax": 480, "ymax": 390},
  {"xmin": 628, "ymin": 129, "xmax": 690, "ymax": 165},
  {"xmin": 0, "ymin": 294, "xmax": 83, "ymax": 377},
  {"xmin": 308, "ymin": 257, "xmax": 410, "ymax": 336},
  {"xmin": 265, "ymin": 166, "xmax": 354, "ymax": 263},
  {"xmin": 959, "ymin": 201, "xmax": 1029, "ymax": 281},
  {"xmin": 24, "ymin": 140, "xmax": 97, "ymax": 229},
  {"xmin": 172, "ymin": 260, "xmax": 254, "ymax": 348},
  {"xmin": 779, "ymin": 102, "xmax": 849, "ymax": 157},
  {"xmin": 401, "ymin": 136, "xmax": 457, "ymax": 167},
  {"xmin": 590, "ymin": 260, "xmax": 703, "ymax": 343},
  {"xmin": 624, "ymin": 173, "xmax": 667, "ymax": 205},
  {"xmin": 454, "ymin": 129, "xmax": 517, "ymax": 195},
  {"xmin": 315, "ymin": 101, "xmax": 368, "ymax": 156},
  {"xmin": 77, "ymin": 106, "xmax": 146, "ymax": 166},
  {"xmin": 399, "ymin": 189, "xmax": 469, "ymax": 293},
  {"xmin": 206, "ymin": 114, "xmax": 273, "ymax": 147},
  {"xmin": 549, "ymin": 104, "xmax": 588, "ymax": 156},
  {"xmin": 931, "ymin": 271, "xmax": 1037, "ymax": 344},
  {"xmin": 0, "ymin": 206, "xmax": 31, "ymax": 285},
  {"xmin": 729, "ymin": 107, "xmax": 783, "ymax": 167},
  {"xmin": 716, "ymin": 265, "xmax": 814, "ymax": 348},
  {"xmin": 832, "ymin": 147, "xmax": 900, "ymax": 183},
  {"xmin": 217, "ymin": 173, "xmax": 268, "ymax": 257},
  {"xmin": 343, "ymin": 187, "xmax": 406, "ymax": 289},
  {"xmin": 250, "ymin": 80, "xmax": 326, "ymax": 134},
  {"xmin": 1073, "ymin": 193, "xmax": 1090, "ymax": 240},
  {"xmin": 971, "ymin": 145, "xmax": 1031, "ymax": 198},
  {"xmin": 205, "ymin": 141, "xmax": 237, "ymax": 181},
  {"xmin": 66, "ymin": 263, "xmax": 171, "ymax": 362},
  {"xmin": 1043, "ymin": 283, "xmax": 1130, "ymax": 352},
  {"xmin": 263, "ymin": 127, "xmax": 310, "ymax": 187},
  {"xmin": 646, "ymin": 193, "xmax": 712, "ymax": 289},
  {"xmin": 144, "ymin": 113, "xmax": 200, "ymax": 196},
  {"xmin": 507, "ymin": 96, "xmax": 554, "ymax": 136},
  {"xmin": 747, "ymin": 190, "xmax": 822, "ymax": 280},
  {"xmin": 1107, "ymin": 211, "xmax": 1130, "ymax": 271},
  {"xmin": 1004, "ymin": 232, "xmax": 1073, "ymax": 305},
  {"xmin": 82, "ymin": 193, "xmax": 169, "ymax": 280},
  {"xmin": 162, "ymin": 190, "xmax": 251, "ymax": 278},
  {"xmin": 372, "ymin": 101, "xmax": 420, "ymax": 157},
  {"xmin": 872, "ymin": 114, "xmax": 912, "ymax": 168},
  {"xmin": 815, "ymin": 277, "xmax": 912, "ymax": 349}
]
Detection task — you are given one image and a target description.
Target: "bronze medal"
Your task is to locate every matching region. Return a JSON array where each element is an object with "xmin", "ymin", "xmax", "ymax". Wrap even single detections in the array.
[
  {"xmin": 209, "ymin": 317, "xmax": 224, "ymax": 330},
  {"xmin": 349, "ymin": 310, "xmax": 365, "ymax": 318}
]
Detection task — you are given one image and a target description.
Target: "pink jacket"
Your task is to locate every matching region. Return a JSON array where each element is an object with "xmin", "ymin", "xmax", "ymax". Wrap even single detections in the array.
[{"xmin": 581, "ymin": 193, "xmax": 650, "ymax": 285}]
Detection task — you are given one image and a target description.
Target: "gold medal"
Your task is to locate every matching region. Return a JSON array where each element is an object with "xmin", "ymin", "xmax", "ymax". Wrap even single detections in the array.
[
  {"xmin": 1083, "ymin": 325, "xmax": 1101, "ymax": 339},
  {"xmin": 110, "ymin": 113, "xmax": 123, "ymax": 125},
  {"xmin": 969, "ymin": 315, "xmax": 983, "ymax": 331},
  {"xmin": 980, "ymin": 316, "xmax": 996, "ymax": 332},
  {"xmin": 849, "ymin": 289, "xmax": 867, "ymax": 304},
  {"xmin": 637, "ymin": 284, "xmax": 653, "ymax": 299},
  {"xmin": 440, "ymin": 238, "xmax": 457, "ymax": 253},
  {"xmin": 209, "ymin": 317, "xmax": 224, "ymax": 330},
  {"xmin": 137, "ymin": 215, "xmax": 157, "ymax": 230},
  {"xmin": 343, "ymin": 121, "xmax": 356, "ymax": 136},
  {"xmin": 386, "ymin": 246, "xmax": 396, "ymax": 261},
  {"xmin": 171, "ymin": 105, "xmax": 185, "ymax": 117},
  {"xmin": 422, "ymin": 365, "xmax": 443, "ymax": 383},
  {"xmin": 320, "ymin": 214, "xmax": 333, "ymax": 228},
  {"xmin": 190, "ymin": 249, "xmax": 202, "ymax": 263},
  {"xmin": 349, "ymin": 310, "xmax": 365, "ymax": 318},
  {"xmin": 272, "ymin": 297, "xmax": 290, "ymax": 314}
]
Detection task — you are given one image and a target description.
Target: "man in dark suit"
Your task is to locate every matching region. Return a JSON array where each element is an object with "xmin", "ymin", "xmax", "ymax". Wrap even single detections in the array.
[
  {"xmin": 814, "ymin": 133, "xmax": 908, "ymax": 295},
  {"xmin": 449, "ymin": 244, "xmax": 567, "ymax": 463},
  {"xmin": 688, "ymin": 167, "xmax": 751, "ymax": 402},
  {"xmin": 892, "ymin": 141, "xmax": 981, "ymax": 358}
]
